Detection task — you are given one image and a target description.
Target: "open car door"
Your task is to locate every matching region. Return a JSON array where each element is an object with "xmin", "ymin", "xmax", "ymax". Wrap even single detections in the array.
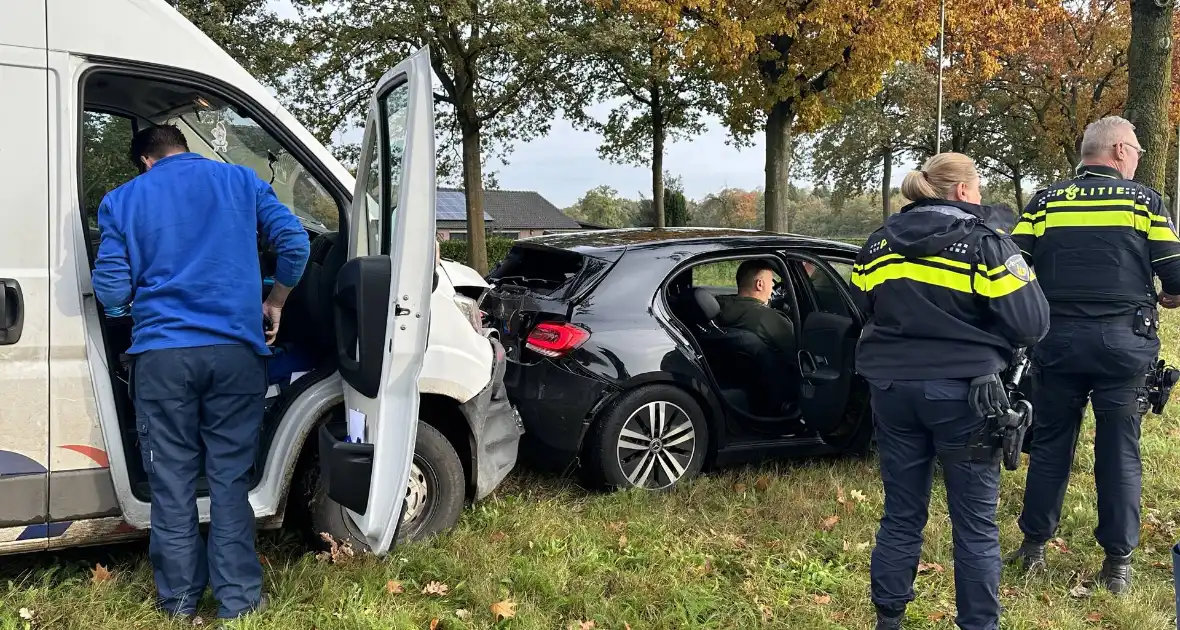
[
  {"xmin": 317, "ymin": 47, "xmax": 436, "ymax": 555},
  {"xmin": 790, "ymin": 255, "xmax": 869, "ymax": 448}
]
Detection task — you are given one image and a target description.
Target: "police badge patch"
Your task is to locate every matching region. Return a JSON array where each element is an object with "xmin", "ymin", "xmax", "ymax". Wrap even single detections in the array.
[{"xmin": 1004, "ymin": 254, "xmax": 1032, "ymax": 282}]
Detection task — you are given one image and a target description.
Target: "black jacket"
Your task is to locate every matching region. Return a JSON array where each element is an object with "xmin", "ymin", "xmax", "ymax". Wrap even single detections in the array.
[
  {"xmin": 1013, "ymin": 164, "xmax": 1180, "ymax": 318},
  {"xmin": 850, "ymin": 199, "xmax": 1050, "ymax": 380}
]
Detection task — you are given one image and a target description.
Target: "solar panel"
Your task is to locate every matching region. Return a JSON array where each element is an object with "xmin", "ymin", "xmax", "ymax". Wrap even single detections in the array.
[{"xmin": 435, "ymin": 190, "xmax": 493, "ymax": 222}]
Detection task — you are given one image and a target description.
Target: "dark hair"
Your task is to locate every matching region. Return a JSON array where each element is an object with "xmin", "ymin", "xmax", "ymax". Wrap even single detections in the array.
[
  {"xmin": 736, "ymin": 259, "xmax": 775, "ymax": 291},
  {"xmin": 129, "ymin": 124, "xmax": 189, "ymax": 170}
]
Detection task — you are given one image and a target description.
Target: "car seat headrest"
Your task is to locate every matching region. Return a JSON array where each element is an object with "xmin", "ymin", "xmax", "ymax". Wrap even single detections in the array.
[{"xmin": 691, "ymin": 288, "xmax": 721, "ymax": 322}]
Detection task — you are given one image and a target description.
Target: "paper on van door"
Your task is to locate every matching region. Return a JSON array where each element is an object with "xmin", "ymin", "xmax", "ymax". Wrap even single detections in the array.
[{"xmin": 347, "ymin": 408, "xmax": 366, "ymax": 443}]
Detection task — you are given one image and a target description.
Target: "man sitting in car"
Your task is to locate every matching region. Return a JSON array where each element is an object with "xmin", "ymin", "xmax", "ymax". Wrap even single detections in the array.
[{"xmin": 715, "ymin": 259, "xmax": 796, "ymax": 358}]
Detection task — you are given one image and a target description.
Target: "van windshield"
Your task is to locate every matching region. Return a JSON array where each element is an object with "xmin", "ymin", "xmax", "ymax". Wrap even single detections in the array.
[{"xmin": 172, "ymin": 107, "xmax": 339, "ymax": 232}]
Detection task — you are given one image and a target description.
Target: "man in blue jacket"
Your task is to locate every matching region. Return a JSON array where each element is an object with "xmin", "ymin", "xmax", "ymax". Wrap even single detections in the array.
[{"xmin": 93, "ymin": 125, "xmax": 310, "ymax": 621}]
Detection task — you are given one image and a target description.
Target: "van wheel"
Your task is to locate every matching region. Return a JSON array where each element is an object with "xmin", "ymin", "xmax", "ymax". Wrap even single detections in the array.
[
  {"xmin": 585, "ymin": 385, "xmax": 708, "ymax": 491},
  {"xmin": 307, "ymin": 423, "xmax": 466, "ymax": 550}
]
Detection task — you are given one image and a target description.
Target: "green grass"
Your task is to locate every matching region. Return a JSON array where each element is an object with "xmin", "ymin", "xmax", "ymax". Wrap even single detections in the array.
[{"xmin": 3, "ymin": 315, "xmax": 1180, "ymax": 630}]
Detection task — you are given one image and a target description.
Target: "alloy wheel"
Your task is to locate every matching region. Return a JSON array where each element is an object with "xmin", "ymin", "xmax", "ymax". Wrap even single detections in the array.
[{"xmin": 616, "ymin": 400, "xmax": 697, "ymax": 489}]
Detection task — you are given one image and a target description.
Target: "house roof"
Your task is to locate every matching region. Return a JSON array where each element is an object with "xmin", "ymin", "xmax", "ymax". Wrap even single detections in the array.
[{"xmin": 439, "ymin": 187, "xmax": 582, "ymax": 230}]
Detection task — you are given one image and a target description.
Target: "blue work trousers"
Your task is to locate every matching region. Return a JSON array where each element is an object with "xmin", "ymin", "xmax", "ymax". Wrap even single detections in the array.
[
  {"xmin": 1019, "ymin": 317, "xmax": 1155, "ymax": 557},
  {"xmin": 133, "ymin": 345, "xmax": 267, "ymax": 618},
  {"xmin": 869, "ymin": 378, "xmax": 1001, "ymax": 630}
]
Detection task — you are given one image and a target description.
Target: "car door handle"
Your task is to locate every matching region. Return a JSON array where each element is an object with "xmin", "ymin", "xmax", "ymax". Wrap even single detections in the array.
[{"xmin": 0, "ymin": 278, "xmax": 24, "ymax": 345}]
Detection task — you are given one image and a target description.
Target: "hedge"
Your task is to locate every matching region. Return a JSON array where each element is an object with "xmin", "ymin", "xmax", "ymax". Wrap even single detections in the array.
[{"xmin": 439, "ymin": 237, "xmax": 516, "ymax": 268}]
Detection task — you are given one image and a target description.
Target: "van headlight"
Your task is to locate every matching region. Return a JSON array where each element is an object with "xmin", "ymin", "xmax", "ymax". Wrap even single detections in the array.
[{"xmin": 453, "ymin": 295, "xmax": 483, "ymax": 333}]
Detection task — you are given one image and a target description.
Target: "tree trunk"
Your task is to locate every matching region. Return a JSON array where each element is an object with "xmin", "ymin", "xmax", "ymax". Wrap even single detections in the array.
[
  {"xmin": 460, "ymin": 121, "xmax": 488, "ymax": 275},
  {"xmin": 881, "ymin": 145, "xmax": 893, "ymax": 222},
  {"xmin": 1127, "ymin": 0, "xmax": 1174, "ymax": 190},
  {"xmin": 764, "ymin": 101, "xmax": 795, "ymax": 233},
  {"xmin": 1013, "ymin": 166, "xmax": 1025, "ymax": 211},
  {"xmin": 651, "ymin": 86, "xmax": 665, "ymax": 229}
]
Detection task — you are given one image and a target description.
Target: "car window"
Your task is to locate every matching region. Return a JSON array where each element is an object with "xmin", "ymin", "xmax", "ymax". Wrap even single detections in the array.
[
  {"xmin": 825, "ymin": 260, "xmax": 854, "ymax": 285},
  {"xmin": 693, "ymin": 260, "xmax": 740, "ymax": 290},
  {"xmin": 170, "ymin": 108, "xmax": 340, "ymax": 232},
  {"xmin": 801, "ymin": 260, "xmax": 851, "ymax": 317}
]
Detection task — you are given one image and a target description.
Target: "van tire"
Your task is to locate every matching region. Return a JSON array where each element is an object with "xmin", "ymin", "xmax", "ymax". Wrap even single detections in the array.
[
  {"xmin": 306, "ymin": 423, "xmax": 465, "ymax": 550},
  {"xmin": 584, "ymin": 384, "xmax": 708, "ymax": 491}
]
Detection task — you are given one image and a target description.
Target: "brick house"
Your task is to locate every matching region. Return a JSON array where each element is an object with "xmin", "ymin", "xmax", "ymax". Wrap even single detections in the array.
[{"xmin": 434, "ymin": 187, "xmax": 586, "ymax": 241}]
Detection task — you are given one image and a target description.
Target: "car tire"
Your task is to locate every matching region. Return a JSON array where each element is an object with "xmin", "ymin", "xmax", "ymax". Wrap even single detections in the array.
[
  {"xmin": 586, "ymin": 384, "xmax": 709, "ymax": 491},
  {"xmin": 306, "ymin": 423, "xmax": 466, "ymax": 551}
]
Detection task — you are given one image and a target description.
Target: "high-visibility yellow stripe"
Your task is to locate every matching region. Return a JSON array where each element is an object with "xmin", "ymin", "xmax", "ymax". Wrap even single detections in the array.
[
  {"xmin": 856, "ymin": 253, "xmax": 971, "ymax": 275},
  {"xmin": 1149, "ymin": 225, "xmax": 1180, "ymax": 242},
  {"xmin": 1012, "ymin": 221, "xmax": 1037, "ymax": 236},
  {"xmin": 853, "ymin": 261, "xmax": 974, "ymax": 294},
  {"xmin": 852, "ymin": 259, "xmax": 1031, "ymax": 299},
  {"xmin": 1045, "ymin": 209, "xmax": 1152, "ymax": 231},
  {"xmin": 974, "ymin": 268, "xmax": 1034, "ymax": 298},
  {"xmin": 1045, "ymin": 198, "xmax": 1142, "ymax": 209}
]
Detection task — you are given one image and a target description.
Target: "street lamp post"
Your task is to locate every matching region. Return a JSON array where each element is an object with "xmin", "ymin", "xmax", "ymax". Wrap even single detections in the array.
[{"xmin": 936, "ymin": 0, "xmax": 945, "ymax": 154}]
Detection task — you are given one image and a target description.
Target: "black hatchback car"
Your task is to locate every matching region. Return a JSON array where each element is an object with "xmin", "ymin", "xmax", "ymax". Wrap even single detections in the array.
[{"xmin": 483, "ymin": 228, "xmax": 873, "ymax": 490}]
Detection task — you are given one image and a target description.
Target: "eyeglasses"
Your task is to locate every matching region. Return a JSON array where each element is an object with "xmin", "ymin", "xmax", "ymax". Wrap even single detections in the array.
[{"xmin": 1115, "ymin": 142, "xmax": 1146, "ymax": 157}]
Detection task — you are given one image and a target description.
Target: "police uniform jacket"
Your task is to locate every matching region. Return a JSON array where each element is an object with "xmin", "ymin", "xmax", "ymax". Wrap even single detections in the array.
[
  {"xmin": 851, "ymin": 199, "xmax": 1050, "ymax": 380},
  {"xmin": 1013, "ymin": 164, "xmax": 1180, "ymax": 318}
]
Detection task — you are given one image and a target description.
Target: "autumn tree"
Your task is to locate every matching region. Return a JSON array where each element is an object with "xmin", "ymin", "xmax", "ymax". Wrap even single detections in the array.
[
  {"xmin": 665, "ymin": 187, "xmax": 689, "ymax": 226},
  {"xmin": 565, "ymin": 185, "xmax": 642, "ymax": 228},
  {"xmin": 287, "ymin": 0, "xmax": 577, "ymax": 273},
  {"xmin": 608, "ymin": 1, "xmax": 945, "ymax": 233},
  {"xmin": 1127, "ymin": 0, "xmax": 1175, "ymax": 190},
  {"xmin": 176, "ymin": 0, "xmax": 294, "ymax": 84},
  {"xmin": 694, "ymin": 188, "xmax": 762, "ymax": 229},
  {"xmin": 805, "ymin": 63, "xmax": 934, "ymax": 220},
  {"xmin": 565, "ymin": 3, "xmax": 718, "ymax": 227}
]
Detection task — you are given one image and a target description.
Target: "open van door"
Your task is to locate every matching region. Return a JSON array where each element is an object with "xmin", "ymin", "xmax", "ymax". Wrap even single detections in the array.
[{"xmin": 317, "ymin": 47, "xmax": 436, "ymax": 555}]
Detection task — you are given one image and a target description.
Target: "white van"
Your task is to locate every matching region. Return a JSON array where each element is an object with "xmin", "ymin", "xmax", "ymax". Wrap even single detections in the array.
[{"xmin": 0, "ymin": 0, "xmax": 521, "ymax": 557}]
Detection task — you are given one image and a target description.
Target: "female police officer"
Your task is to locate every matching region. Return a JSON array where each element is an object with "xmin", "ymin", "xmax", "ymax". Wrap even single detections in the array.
[{"xmin": 849, "ymin": 153, "xmax": 1050, "ymax": 630}]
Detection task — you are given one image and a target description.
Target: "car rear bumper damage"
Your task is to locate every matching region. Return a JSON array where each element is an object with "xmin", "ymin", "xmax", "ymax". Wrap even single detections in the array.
[
  {"xmin": 505, "ymin": 357, "xmax": 609, "ymax": 473},
  {"xmin": 463, "ymin": 337, "xmax": 524, "ymax": 500}
]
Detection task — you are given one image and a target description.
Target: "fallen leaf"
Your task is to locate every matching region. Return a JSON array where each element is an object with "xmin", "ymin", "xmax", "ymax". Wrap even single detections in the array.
[
  {"xmin": 490, "ymin": 531, "xmax": 508, "ymax": 543},
  {"xmin": 386, "ymin": 580, "xmax": 405, "ymax": 594},
  {"xmin": 842, "ymin": 539, "xmax": 851, "ymax": 551},
  {"xmin": 1153, "ymin": 561, "xmax": 1171, "ymax": 569},
  {"xmin": 455, "ymin": 609, "xmax": 471, "ymax": 621},
  {"xmin": 625, "ymin": 624, "xmax": 633, "ymax": 630},
  {"xmin": 257, "ymin": 553, "xmax": 270, "ymax": 566},
  {"xmin": 1069, "ymin": 584, "xmax": 1092, "ymax": 599},
  {"xmin": 850, "ymin": 489, "xmax": 867, "ymax": 502},
  {"xmin": 491, "ymin": 600, "xmax": 517, "ymax": 622},
  {"xmin": 1040, "ymin": 593, "xmax": 1052, "ymax": 605},
  {"xmin": 422, "ymin": 581, "xmax": 449, "ymax": 596},
  {"xmin": 733, "ymin": 482, "xmax": 748, "ymax": 493},
  {"xmin": 192, "ymin": 616, "xmax": 205, "ymax": 626},
  {"xmin": 836, "ymin": 486, "xmax": 847, "ymax": 506},
  {"xmin": 1001, "ymin": 586, "xmax": 1019, "ymax": 597},
  {"xmin": 703, "ymin": 557, "xmax": 714, "ymax": 574},
  {"xmin": 430, "ymin": 620, "xmax": 440, "ymax": 630},
  {"xmin": 1085, "ymin": 611, "xmax": 1103, "ymax": 622},
  {"xmin": 606, "ymin": 521, "xmax": 626, "ymax": 534},
  {"xmin": 759, "ymin": 603, "xmax": 774, "ymax": 621},
  {"xmin": 754, "ymin": 476, "xmax": 771, "ymax": 492},
  {"xmin": 928, "ymin": 611, "xmax": 947, "ymax": 621},
  {"xmin": 91, "ymin": 563, "xmax": 115, "ymax": 583},
  {"xmin": 573, "ymin": 622, "xmax": 596, "ymax": 630},
  {"xmin": 831, "ymin": 611, "xmax": 847, "ymax": 621},
  {"xmin": 18, "ymin": 608, "xmax": 34, "ymax": 621},
  {"xmin": 618, "ymin": 534, "xmax": 628, "ymax": 549},
  {"xmin": 856, "ymin": 541, "xmax": 871, "ymax": 552},
  {"xmin": 1048, "ymin": 538, "xmax": 1071, "ymax": 554},
  {"xmin": 917, "ymin": 561, "xmax": 944, "ymax": 574},
  {"xmin": 813, "ymin": 594, "xmax": 831, "ymax": 605},
  {"xmin": 820, "ymin": 515, "xmax": 840, "ymax": 531}
]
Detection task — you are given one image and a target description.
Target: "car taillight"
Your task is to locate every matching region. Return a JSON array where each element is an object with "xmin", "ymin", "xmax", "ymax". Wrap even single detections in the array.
[{"xmin": 525, "ymin": 322, "xmax": 589, "ymax": 358}]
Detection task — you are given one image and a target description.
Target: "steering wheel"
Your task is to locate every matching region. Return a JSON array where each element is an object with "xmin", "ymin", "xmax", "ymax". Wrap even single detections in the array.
[{"xmin": 769, "ymin": 281, "xmax": 790, "ymax": 311}]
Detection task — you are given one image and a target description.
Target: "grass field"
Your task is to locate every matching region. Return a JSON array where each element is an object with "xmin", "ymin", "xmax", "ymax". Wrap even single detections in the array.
[{"xmin": 3, "ymin": 314, "xmax": 1179, "ymax": 630}]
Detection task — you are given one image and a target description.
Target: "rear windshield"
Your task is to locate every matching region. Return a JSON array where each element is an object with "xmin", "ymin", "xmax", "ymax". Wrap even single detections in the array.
[{"xmin": 489, "ymin": 245, "xmax": 588, "ymax": 297}]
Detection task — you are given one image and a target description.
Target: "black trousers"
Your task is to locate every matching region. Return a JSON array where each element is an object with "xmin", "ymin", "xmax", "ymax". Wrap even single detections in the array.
[{"xmin": 1018, "ymin": 317, "xmax": 1157, "ymax": 557}]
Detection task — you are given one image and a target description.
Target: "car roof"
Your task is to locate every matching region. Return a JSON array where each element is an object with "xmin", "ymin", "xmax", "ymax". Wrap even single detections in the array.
[{"xmin": 517, "ymin": 227, "xmax": 861, "ymax": 257}]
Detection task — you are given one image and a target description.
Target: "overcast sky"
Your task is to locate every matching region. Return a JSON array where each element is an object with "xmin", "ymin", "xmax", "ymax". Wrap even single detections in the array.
[{"xmin": 268, "ymin": 1, "xmax": 914, "ymax": 208}]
